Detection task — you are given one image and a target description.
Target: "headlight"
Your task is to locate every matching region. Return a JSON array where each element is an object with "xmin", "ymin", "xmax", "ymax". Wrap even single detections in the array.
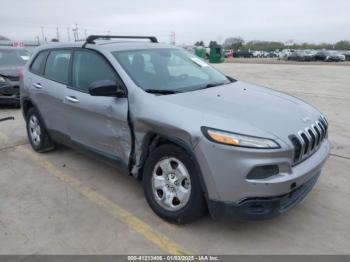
[
  {"xmin": 0, "ymin": 76, "xmax": 6, "ymax": 83},
  {"xmin": 202, "ymin": 127, "xmax": 280, "ymax": 149}
]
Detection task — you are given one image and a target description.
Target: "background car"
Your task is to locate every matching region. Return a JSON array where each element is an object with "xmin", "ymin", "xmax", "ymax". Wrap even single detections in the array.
[
  {"xmin": 234, "ymin": 50, "xmax": 253, "ymax": 58},
  {"xmin": 267, "ymin": 51, "xmax": 278, "ymax": 58},
  {"xmin": 314, "ymin": 50, "xmax": 344, "ymax": 62},
  {"xmin": 252, "ymin": 51, "xmax": 263, "ymax": 58},
  {"xmin": 287, "ymin": 50, "xmax": 315, "ymax": 61},
  {"xmin": 286, "ymin": 50, "xmax": 303, "ymax": 61},
  {"xmin": 278, "ymin": 49, "xmax": 294, "ymax": 60},
  {"xmin": 224, "ymin": 49, "xmax": 233, "ymax": 58},
  {"xmin": 0, "ymin": 47, "xmax": 30, "ymax": 106},
  {"xmin": 301, "ymin": 50, "xmax": 316, "ymax": 61},
  {"xmin": 341, "ymin": 50, "xmax": 350, "ymax": 61}
]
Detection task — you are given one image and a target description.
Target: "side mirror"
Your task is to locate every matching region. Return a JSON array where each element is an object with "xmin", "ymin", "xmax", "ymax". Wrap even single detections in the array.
[{"xmin": 88, "ymin": 80, "xmax": 127, "ymax": 97}]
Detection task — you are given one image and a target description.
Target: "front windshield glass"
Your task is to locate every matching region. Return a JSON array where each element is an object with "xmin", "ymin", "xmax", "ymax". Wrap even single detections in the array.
[
  {"xmin": 112, "ymin": 48, "xmax": 231, "ymax": 93},
  {"xmin": 0, "ymin": 49, "xmax": 30, "ymax": 66}
]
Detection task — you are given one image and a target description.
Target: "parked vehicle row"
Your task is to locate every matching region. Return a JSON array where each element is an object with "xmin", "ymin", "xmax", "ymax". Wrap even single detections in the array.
[
  {"xmin": 279, "ymin": 49, "xmax": 346, "ymax": 62},
  {"xmin": 224, "ymin": 48, "xmax": 349, "ymax": 62}
]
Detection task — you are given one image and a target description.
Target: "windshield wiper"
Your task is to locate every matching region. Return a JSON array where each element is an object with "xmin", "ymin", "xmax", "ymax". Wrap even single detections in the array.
[
  {"xmin": 144, "ymin": 89, "xmax": 180, "ymax": 95},
  {"xmin": 198, "ymin": 81, "xmax": 228, "ymax": 90}
]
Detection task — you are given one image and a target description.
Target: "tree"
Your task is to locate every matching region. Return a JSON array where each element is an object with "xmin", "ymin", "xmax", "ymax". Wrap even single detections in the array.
[
  {"xmin": 194, "ymin": 40, "xmax": 204, "ymax": 46},
  {"xmin": 243, "ymin": 40, "xmax": 284, "ymax": 51},
  {"xmin": 335, "ymin": 40, "xmax": 350, "ymax": 50},
  {"xmin": 209, "ymin": 41, "xmax": 219, "ymax": 48},
  {"xmin": 223, "ymin": 37, "xmax": 244, "ymax": 50}
]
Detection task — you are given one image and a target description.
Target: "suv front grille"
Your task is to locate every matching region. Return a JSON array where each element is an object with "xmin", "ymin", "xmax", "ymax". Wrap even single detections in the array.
[{"xmin": 289, "ymin": 116, "xmax": 328, "ymax": 165}]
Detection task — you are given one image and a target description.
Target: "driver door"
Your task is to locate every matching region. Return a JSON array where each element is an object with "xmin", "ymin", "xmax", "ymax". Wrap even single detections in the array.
[{"xmin": 64, "ymin": 48, "xmax": 131, "ymax": 165}]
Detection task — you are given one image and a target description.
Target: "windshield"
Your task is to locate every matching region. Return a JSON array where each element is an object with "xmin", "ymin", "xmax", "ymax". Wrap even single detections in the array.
[
  {"xmin": 0, "ymin": 49, "xmax": 30, "ymax": 67},
  {"xmin": 112, "ymin": 48, "xmax": 231, "ymax": 93}
]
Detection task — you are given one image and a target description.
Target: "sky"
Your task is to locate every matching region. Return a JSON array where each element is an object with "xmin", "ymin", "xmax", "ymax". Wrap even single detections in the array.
[{"xmin": 0, "ymin": 0, "xmax": 349, "ymax": 45}]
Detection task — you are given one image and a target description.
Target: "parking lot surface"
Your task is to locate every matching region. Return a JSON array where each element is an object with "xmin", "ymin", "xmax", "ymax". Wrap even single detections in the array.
[{"xmin": 0, "ymin": 62, "xmax": 349, "ymax": 254}]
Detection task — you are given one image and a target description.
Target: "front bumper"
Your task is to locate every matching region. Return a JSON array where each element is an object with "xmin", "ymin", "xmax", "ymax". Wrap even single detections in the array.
[
  {"xmin": 208, "ymin": 171, "xmax": 320, "ymax": 219},
  {"xmin": 194, "ymin": 137, "xmax": 330, "ymax": 218},
  {"xmin": 0, "ymin": 82, "xmax": 20, "ymax": 105}
]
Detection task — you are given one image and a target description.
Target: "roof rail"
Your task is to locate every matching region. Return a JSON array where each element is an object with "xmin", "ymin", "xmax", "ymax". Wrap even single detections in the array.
[{"xmin": 82, "ymin": 35, "xmax": 158, "ymax": 48}]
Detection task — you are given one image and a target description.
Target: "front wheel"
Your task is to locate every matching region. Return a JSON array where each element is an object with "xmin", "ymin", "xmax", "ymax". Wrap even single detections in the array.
[{"xmin": 143, "ymin": 144, "xmax": 206, "ymax": 223}]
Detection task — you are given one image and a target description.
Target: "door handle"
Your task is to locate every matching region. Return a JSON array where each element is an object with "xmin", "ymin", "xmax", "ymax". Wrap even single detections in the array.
[
  {"xmin": 65, "ymin": 96, "xmax": 79, "ymax": 103},
  {"xmin": 33, "ymin": 83, "xmax": 42, "ymax": 89}
]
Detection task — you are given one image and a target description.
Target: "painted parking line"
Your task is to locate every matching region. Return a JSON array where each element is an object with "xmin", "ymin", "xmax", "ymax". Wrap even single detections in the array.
[{"xmin": 0, "ymin": 131, "xmax": 190, "ymax": 255}]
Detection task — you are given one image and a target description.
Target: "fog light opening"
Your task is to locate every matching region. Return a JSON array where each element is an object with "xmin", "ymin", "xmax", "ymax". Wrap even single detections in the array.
[
  {"xmin": 247, "ymin": 165, "xmax": 279, "ymax": 180},
  {"xmin": 290, "ymin": 182, "xmax": 297, "ymax": 190}
]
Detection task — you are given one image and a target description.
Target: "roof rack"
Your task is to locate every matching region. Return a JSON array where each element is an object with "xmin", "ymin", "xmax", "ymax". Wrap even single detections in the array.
[{"xmin": 82, "ymin": 35, "xmax": 158, "ymax": 48}]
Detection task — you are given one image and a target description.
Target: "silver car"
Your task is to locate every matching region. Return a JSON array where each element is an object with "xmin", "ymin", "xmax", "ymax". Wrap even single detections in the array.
[{"xmin": 20, "ymin": 35, "xmax": 330, "ymax": 223}]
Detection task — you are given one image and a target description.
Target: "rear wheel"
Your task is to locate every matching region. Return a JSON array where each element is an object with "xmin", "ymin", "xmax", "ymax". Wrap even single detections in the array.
[
  {"xmin": 26, "ymin": 108, "xmax": 55, "ymax": 152},
  {"xmin": 143, "ymin": 144, "xmax": 206, "ymax": 223}
]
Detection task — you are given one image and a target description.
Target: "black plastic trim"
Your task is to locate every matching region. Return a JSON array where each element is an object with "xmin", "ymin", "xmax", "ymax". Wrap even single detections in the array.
[
  {"xmin": 208, "ymin": 172, "xmax": 320, "ymax": 220},
  {"xmin": 83, "ymin": 35, "xmax": 158, "ymax": 48},
  {"xmin": 48, "ymin": 129, "xmax": 129, "ymax": 175}
]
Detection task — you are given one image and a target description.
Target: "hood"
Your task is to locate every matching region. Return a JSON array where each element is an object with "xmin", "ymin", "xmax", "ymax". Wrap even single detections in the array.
[
  {"xmin": 157, "ymin": 81, "xmax": 322, "ymax": 141},
  {"xmin": 0, "ymin": 66, "xmax": 23, "ymax": 78}
]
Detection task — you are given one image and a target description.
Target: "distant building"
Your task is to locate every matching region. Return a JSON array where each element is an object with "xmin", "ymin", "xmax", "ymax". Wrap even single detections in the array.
[{"xmin": 285, "ymin": 40, "xmax": 295, "ymax": 46}]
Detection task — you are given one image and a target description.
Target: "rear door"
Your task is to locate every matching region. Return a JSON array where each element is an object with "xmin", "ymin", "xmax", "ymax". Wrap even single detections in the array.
[
  {"xmin": 64, "ymin": 48, "xmax": 131, "ymax": 165},
  {"xmin": 30, "ymin": 49, "xmax": 72, "ymax": 134},
  {"xmin": 26, "ymin": 50, "xmax": 48, "ymax": 111}
]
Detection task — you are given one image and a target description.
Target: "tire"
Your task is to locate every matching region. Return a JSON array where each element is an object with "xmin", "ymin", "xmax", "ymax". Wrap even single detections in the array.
[
  {"xmin": 143, "ymin": 144, "xmax": 206, "ymax": 224},
  {"xmin": 26, "ymin": 107, "xmax": 55, "ymax": 153}
]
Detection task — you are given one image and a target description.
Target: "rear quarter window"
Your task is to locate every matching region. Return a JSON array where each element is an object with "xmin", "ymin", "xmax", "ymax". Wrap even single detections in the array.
[
  {"xmin": 30, "ymin": 51, "xmax": 49, "ymax": 75},
  {"xmin": 44, "ymin": 50, "xmax": 71, "ymax": 84}
]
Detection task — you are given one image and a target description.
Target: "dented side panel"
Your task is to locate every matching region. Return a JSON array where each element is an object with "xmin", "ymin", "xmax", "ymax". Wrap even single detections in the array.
[
  {"xmin": 64, "ymin": 88, "xmax": 132, "ymax": 164},
  {"xmin": 126, "ymin": 89, "xmax": 204, "ymax": 178}
]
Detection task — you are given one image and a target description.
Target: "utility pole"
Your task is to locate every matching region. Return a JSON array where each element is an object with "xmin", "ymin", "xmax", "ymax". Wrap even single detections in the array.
[
  {"xmin": 170, "ymin": 31, "xmax": 175, "ymax": 45},
  {"xmin": 56, "ymin": 27, "xmax": 60, "ymax": 41},
  {"xmin": 72, "ymin": 24, "xmax": 78, "ymax": 41},
  {"xmin": 67, "ymin": 28, "xmax": 71, "ymax": 42},
  {"xmin": 76, "ymin": 24, "xmax": 79, "ymax": 41},
  {"xmin": 40, "ymin": 26, "xmax": 45, "ymax": 42},
  {"xmin": 73, "ymin": 23, "xmax": 79, "ymax": 41},
  {"xmin": 72, "ymin": 28, "xmax": 77, "ymax": 41},
  {"xmin": 84, "ymin": 29, "xmax": 87, "ymax": 40}
]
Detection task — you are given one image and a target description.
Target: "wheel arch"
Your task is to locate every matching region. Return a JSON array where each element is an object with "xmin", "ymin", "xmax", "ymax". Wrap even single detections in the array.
[
  {"xmin": 137, "ymin": 131, "xmax": 209, "ymax": 198},
  {"xmin": 21, "ymin": 98, "xmax": 50, "ymax": 134},
  {"xmin": 21, "ymin": 98, "xmax": 35, "ymax": 118}
]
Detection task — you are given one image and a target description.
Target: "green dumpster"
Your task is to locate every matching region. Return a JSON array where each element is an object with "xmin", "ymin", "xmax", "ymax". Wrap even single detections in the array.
[
  {"xmin": 209, "ymin": 46, "xmax": 224, "ymax": 63},
  {"xmin": 195, "ymin": 46, "xmax": 206, "ymax": 59}
]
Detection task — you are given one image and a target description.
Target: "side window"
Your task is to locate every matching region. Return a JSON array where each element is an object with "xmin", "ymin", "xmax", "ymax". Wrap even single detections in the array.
[
  {"xmin": 44, "ymin": 50, "xmax": 71, "ymax": 84},
  {"xmin": 72, "ymin": 50, "xmax": 117, "ymax": 93},
  {"xmin": 30, "ymin": 51, "xmax": 48, "ymax": 75}
]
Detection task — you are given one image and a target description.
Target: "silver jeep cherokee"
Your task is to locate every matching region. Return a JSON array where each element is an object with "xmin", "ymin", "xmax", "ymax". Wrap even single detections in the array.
[{"xmin": 20, "ymin": 35, "xmax": 330, "ymax": 223}]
